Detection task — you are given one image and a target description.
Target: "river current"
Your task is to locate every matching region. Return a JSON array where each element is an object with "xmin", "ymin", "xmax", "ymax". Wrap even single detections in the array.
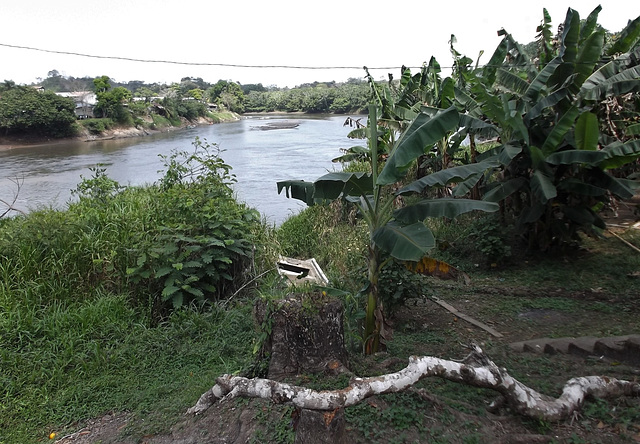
[{"xmin": 0, "ymin": 115, "xmax": 360, "ymax": 225}]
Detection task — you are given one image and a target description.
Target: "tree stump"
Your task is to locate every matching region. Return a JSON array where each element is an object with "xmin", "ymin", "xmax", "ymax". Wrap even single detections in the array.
[
  {"xmin": 254, "ymin": 291, "xmax": 349, "ymax": 380},
  {"xmin": 254, "ymin": 291, "xmax": 349, "ymax": 442},
  {"xmin": 294, "ymin": 408, "xmax": 346, "ymax": 444}
]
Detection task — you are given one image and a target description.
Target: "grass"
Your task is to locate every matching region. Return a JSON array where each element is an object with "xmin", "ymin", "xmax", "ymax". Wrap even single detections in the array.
[{"xmin": 0, "ymin": 293, "xmax": 256, "ymax": 443}]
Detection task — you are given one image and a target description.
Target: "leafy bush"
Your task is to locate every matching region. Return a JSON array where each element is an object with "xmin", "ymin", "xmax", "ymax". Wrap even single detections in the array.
[
  {"xmin": 469, "ymin": 215, "xmax": 512, "ymax": 266},
  {"xmin": 0, "ymin": 138, "xmax": 269, "ymax": 442},
  {"xmin": 80, "ymin": 118, "xmax": 114, "ymax": 134},
  {"xmin": 71, "ymin": 164, "xmax": 123, "ymax": 202},
  {"xmin": 126, "ymin": 138, "xmax": 262, "ymax": 311},
  {"xmin": 378, "ymin": 260, "xmax": 427, "ymax": 316},
  {"xmin": 176, "ymin": 100, "xmax": 207, "ymax": 121}
]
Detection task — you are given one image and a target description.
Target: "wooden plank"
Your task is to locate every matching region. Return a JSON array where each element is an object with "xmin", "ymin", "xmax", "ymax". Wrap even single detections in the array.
[
  {"xmin": 607, "ymin": 229, "xmax": 640, "ymax": 254},
  {"xmin": 430, "ymin": 296, "xmax": 503, "ymax": 338}
]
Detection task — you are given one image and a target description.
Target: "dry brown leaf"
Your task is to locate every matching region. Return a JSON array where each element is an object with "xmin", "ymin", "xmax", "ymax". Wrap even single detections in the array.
[{"xmin": 404, "ymin": 257, "xmax": 471, "ymax": 285}]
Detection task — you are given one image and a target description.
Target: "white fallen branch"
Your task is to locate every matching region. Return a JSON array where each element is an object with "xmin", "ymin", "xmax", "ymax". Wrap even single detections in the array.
[{"xmin": 187, "ymin": 345, "xmax": 639, "ymax": 421}]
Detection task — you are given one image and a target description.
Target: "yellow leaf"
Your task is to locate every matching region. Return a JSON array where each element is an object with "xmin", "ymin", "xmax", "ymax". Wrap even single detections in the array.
[{"xmin": 404, "ymin": 257, "xmax": 470, "ymax": 284}]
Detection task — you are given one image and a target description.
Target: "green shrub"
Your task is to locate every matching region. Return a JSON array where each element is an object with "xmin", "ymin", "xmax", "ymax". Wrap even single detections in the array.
[
  {"xmin": 126, "ymin": 138, "xmax": 262, "ymax": 312},
  {"xmin": 469, "ymin": 214, "xmax": 512, "ymax": 266},
  {"xmin": 378, "ymin": 260, "xmax": 428, "ymax": 316},
  {"xmin": 0, "ymin": 137, "xmax": 271, "ymax": 443},
  {"xmin": 80, "ymin": 118, "xmax": 113, "ymax": 134}
]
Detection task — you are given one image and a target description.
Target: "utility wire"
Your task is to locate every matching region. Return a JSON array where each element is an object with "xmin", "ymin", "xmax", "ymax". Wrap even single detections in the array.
[
  {"xmin": 0, "ymin": 42, "xmax": 409, "ymax": 70},
  {"xmin": 0, "ymin": 42, "xmax": 606, "ymax": 72}
]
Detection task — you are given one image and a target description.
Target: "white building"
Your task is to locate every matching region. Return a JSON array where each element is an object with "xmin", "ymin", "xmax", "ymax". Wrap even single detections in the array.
[{"xmin": 55, "ymin": 91, "xmax": 97, "ymax": 119}]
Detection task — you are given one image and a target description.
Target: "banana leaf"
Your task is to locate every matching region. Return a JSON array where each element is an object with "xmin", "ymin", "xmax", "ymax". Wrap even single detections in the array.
[
  {"xmin": 394, "ymin": 198, "xmax": 499, "ymax": 224},
  {"xmin": 404, "ymin": 257, "xmax": 467, "ymax": 281},
  {"xmin": 529, "ymin": 146, "xmax": 551, "ymax": 173},
  {"xmin": 559, "ymin": 8, "xmax": 581, "ymax": 62},
  {"xmin": 482, "ymin": 177, "xmax": 527, "ymax": 202},
  {"xmin": 454, "ymin": 86, "xmax": 479, "ymax": 111},
  {"xmin": 276, "ymin": 180, "xmax": 315, "ymax": 205},
  {"xmin": 332, "ymin": 145, "xmax": 369, "ymax": 163},
  {"xmin": 371, "ymin": 221, "xmax": 435, "ymax": 262},
  {"xmin": 477, "ymin": 143, "xmax": 522, "ymax": 165},
  {"xmin": 496, "ymin": 69, "xmax": 530, "ymax": 95},
  {"xmin": 483, "ymin": 36, "xmax": 508, "ymax": 85},
  {"xmin": 580, "ymin": 5, "xmax": 602, "ymax": 43},
  {"xmin": 580, "ymin": 48, "xmax": 640, "ymax": 101},
  {"xmin": 607, "ymin": 15, "xmax": 640, "ymax": 55},
  {"xmin": 541, "ymin": 106, "xmax": 580, "ymax": 155},
  {"xmin": 548, "ymin": 9, "xmax": 580, "ymax": 87},
  {"xmin": 519, "ymin": 202, "xmax": 545, "ymax": 225},
  {"xmin": 377, "ymin": 107, "xmax": 459, "ymax": 185},
  {"xmin": 598, "ymin": 139, "xmax": 640, "ymax": 170},
  {"xmin": 573, "ymin": 29, "xmax": 605, "ymax": 90},
  {"xmin": 531, "ymin": 170, "xmax": 557, "ymax": 203},
  {"xmin": 537, "ymin": 8, "xmax": 554, "ymax": 66},
  {"xmin": 524, "ymin": 86, "xmax": 568, "ymax": 123},
  {"xmin": 397, "ymin": 160, "xmax": 499, "ymax": 195},
  {"xmin": 546, "ymin": 150, "xmax": 607, "ymax": 166},
  {"xmin": 557, "ymin": 178, "xmax": 607, "ymax": 196},
  {"xmin": 452, "ymin": 173, "xmax": 483, "ymax": 197},
  {"xmin": 507, "ymin": 112, "xmax": 530, "ymax": 146},
  {"xmin": 562, "ymin": 206, "xmax": 604, "ymax": 228},
  {"xmin": 457, "ymin": 114, "xmax": 499, "ymax": 139},
  {"xmin": 625, "ymin": 123, "xmax": 640, "ymax": 136},
  {"xmin": 590, "ymin": 169, "xmax": 635, "ymax": 199},
  {"xmin": 524, "ymin": 57, "xmax": 562, "ymax": 102},
  {"xmin": 580, "ymin": 65, "xmax": 640, "ymax": 101},
  {"xmin": 313, "ymin": 172, "xmax": 373, "ymax": 200},
  {"xmin": 574, "ymin": 112, "xmax": 599, "ymax": 151}
]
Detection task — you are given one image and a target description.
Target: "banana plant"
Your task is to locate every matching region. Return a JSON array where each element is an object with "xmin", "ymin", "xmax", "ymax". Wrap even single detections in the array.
[
  {"xmin": 278, "ymin": 104, "xmax": 498, "ymax": 354},
  {"xmin": 460, "ymin": 6, "xmax": 640, "ymax": 250}
]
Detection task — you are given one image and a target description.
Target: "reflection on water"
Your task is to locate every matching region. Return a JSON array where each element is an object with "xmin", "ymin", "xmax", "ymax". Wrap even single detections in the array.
[{"xmin": 0, "ymin": 115, "xmax": 358, "ymax": 225}]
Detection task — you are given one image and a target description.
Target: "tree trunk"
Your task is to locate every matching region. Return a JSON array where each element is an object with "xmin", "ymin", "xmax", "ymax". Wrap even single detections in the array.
[
  {"xmin": 188, "ymin": 345, "xmax": 639, "ymax": 422},
  {"xmin": 253, "ymin": 291, "xmax": 349, "ymax": 442},
  {"xmin": 294, "ymin": 408, "xmax": 346, "ymax": 444},
  {"xmin": 254, "ymin": 292, "xmax": 349, "ymax": 380}
]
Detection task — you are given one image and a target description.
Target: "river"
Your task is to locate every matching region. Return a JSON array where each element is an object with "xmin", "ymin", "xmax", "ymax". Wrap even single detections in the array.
[{"xmin": 0, "ymin": 115, "xmax": 361, "ymax": 225}]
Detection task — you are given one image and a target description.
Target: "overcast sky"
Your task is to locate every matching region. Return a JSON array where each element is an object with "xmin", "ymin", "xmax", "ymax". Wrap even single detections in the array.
[{"xmin": 1, "ymin": 1, "xmax": 638, "ymax": 89}]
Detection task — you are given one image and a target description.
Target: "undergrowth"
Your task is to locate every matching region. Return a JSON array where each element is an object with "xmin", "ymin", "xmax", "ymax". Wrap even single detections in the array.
[{"xmin": 0, "ymin": 138, "xmax": 273, "ymax": 443}]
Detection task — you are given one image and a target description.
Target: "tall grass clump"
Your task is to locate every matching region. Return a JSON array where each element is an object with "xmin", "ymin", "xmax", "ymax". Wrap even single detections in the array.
[{"xmin": 0, "ymin": 137, "xmax": 272, "ymax": 443}]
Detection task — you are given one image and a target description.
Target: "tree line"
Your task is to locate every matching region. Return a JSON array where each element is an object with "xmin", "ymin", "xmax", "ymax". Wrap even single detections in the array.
[{"xmin": 0, "ymin": 73, "xmax": 371, "ymax": 139}]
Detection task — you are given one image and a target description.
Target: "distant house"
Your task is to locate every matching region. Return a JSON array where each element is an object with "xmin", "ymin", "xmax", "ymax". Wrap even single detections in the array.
[{"xmin": 55, "ymin": 91, "xmax": 97, "ymax": 119}]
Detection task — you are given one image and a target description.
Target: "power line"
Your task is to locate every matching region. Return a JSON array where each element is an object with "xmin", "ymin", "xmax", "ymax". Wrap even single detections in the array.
[
  {"xmin": 0, "ymin": 42, "xmax": 412, "ymax": 71},
  {"xmin": 0, "ymin": 42, "xmax": 606, "ymax": 74}
]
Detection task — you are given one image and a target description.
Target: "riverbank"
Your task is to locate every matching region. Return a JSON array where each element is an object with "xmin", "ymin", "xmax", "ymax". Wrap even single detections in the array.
[{"xmin": 0, "ymin": 113, "xmax": 240, "ymax": 152}]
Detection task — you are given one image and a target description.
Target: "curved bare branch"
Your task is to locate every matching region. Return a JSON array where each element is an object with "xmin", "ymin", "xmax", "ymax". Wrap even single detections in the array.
[{"xmin": 188, "ymin": 346, "xmax": 639, "ymax": 421}]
